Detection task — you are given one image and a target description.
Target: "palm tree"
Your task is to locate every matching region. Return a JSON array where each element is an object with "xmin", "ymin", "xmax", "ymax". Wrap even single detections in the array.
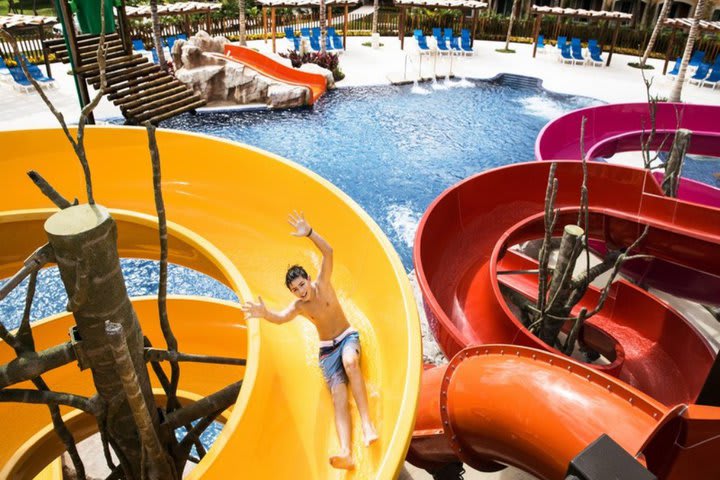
[
  {"xmin": 239, "ymin": 0, "xmax": 247, "ymax": 45},
  {"xmin": 504, "ymin": 0, "xmax": 520, "ymax": 51},
  {"xmin": 320, "ymin": 0, "xmax": 327, "ymax": 54},
  {"xmin": 640, "ymin": 0, "xmax": 673, "ymax": 67},
  {"xmin": 150, "ymin": 0, "xmax": 167, "ymax": 70},
  {"xmin": 669, "ymin": 0, "xmax": 705, "ymax": 102},
  {"xmin": 372, "ymin": 0, "xmax": 379, "ymax": 35}
]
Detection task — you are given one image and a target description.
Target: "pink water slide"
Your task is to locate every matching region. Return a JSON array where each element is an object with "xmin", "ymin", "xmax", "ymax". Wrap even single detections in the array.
[{"xmin": 535, "ymin": 102, "xmax": 720, "ymax": 208}]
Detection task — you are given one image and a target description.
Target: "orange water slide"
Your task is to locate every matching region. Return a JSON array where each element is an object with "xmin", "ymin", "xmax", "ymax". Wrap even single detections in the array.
[
  {"xmin": 223, "ymin": 44, "xmax": 327, "ymax": 104},
  {"xmin": 409, "ymin": 345, "xmax": 720, "ymax": 480}
]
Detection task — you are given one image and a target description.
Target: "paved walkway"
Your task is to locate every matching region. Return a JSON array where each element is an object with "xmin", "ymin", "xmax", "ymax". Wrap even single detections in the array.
[{"xmin": 2, "ymin": 35, "xmax": 719, "ymax": 131}]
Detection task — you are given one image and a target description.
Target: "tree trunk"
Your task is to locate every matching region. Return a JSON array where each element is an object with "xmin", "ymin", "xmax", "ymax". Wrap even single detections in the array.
[
  {"xmin": 45, "ymin": 204, "xmax": 167, "ymax": 480},
  {"xmin": 631, "ymin": 0, "xmax": 642, "ymax": 28},
  {"xmin": 669, "ymin": 0, "xmax": 705, "ymax": 102},
  {"xmin": 662, "ymin": 128, "xmax": 691, "ymax": 197},
  {"xmin": 239, "ymin": 0, "xmax": 246, "ymax": 45},
  {"xmin": 372, "ymin": 0, "xmax": 379, "ymax": 34},
  {"xmin": 538, "ymin": 225, "xmax": 584, "ymax": 346},
  {"xmin": 641, "ymin": 0, "xmax": 672, "ymax": 67},
  {"xmin": 150, "ymin": 0, "xmax": 167, "ymax": 70},
  {"xmin": 504, "ymin": 0, "xmax": 520, "ymax": 50},
  {"xmin": 320, "ymin": 0, "xmax": 327, "ymax": 54}
]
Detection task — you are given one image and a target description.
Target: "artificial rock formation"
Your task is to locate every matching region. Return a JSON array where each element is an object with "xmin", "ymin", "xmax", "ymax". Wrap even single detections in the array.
[{"xmin": 172, "ymin": 31, "xmax": 328, "ymax": 109}]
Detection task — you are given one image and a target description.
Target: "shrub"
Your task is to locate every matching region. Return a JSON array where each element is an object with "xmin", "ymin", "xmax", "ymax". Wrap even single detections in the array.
[{"xmin": 278, "ymin": 50, "xmax": 343, "ymax": 81}]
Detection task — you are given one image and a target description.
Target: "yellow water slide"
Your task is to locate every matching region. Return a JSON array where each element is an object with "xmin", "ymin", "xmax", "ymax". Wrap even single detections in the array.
[{"xmin": 0, "ymin": 127, "xmax": 421, "ymax": 479}]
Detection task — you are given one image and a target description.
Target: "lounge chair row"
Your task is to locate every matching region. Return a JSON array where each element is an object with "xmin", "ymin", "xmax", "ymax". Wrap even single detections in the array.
[
  {"xmin": 667, "ymin": 54, "xmax": 720, "ymax": 89},
  {"xmin": 0, "ymin": 55, "xmax": 55, "ymax": 92},
  {"xmin": 285, "ymin": 27, "xmax": 344, "ymax": 52},
  {"xmin": 414, "ymin": 28, "xmax": 474, "ymax": 56},
  {"xmin": 550, "ymin": 36, "xmax": 604, "ymax": 67},
  {"xmin": 132, "ymin": 34, "xmax": 189, "ymax": 64}
]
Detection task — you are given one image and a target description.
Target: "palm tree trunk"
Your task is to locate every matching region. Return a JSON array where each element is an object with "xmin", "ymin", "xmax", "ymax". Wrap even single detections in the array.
[
  {"xmin": 641, "ymin": 0, "xmax": 672, "ymax": 67},
  {"xmin": 150, "ymin": 0, "xmax": 167, "ymax": 70},
  {"xmin": 669, "ymin": 0, "xmax": 705, "ymax": 102},
  {"xmin": 372, "ymin": 0, "xmax": 379, "ymax": 34},
  {"xmin": 320, "ymin": 0, "xmax": 327, "ymax": 54},
  {"xmin": 504, "ymin": 0, "xmax": 520, "ymax": 50},
  {"xmin": 239, "ymin": 0, "xmax": 246, "ymax": 45}
]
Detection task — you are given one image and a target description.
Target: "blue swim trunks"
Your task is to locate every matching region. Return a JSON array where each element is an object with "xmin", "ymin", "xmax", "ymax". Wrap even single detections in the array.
[{"xmin": 318, "ymin": 328, "xmax": 361, "ymax": 389}]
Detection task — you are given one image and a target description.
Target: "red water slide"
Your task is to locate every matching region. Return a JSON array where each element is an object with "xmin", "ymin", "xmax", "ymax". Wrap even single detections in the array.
[
  {"xmin": 223, "ymin": 44, "xmax": 327, "ymax": 104},
  {"xmin": 409, "ymin": 162, "xmax": 720, "ymax": 478}
]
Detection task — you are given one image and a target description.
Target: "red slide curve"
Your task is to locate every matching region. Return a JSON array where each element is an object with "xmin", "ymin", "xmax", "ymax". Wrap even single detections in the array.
[
  {"xmin": 409, "ymin": 161, "xmax": 720, "ymax": 478},
  {"xmin": 223, "ymin": 44, "xmax": 327, "ymax": 104}
]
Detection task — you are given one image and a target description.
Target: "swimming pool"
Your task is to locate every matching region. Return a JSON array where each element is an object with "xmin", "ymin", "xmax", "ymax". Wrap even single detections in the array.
[{"xmin": 161, "ymin": 77, "xmax": 601, "ymax": 268}]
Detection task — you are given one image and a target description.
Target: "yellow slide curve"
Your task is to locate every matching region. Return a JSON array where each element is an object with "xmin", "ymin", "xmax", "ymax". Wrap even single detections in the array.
[{"xmin": 0, "ymin": 127, "xmax": 421, "ymax": 479}]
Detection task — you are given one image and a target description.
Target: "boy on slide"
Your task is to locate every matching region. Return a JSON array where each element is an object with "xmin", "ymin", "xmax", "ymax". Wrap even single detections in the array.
[{"xmin": 241, "ymin": 211, "xmax": 378, "ymax": 470}]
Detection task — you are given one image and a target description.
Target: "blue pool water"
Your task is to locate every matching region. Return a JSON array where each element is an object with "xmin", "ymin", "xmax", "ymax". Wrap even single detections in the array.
[{"xmin": 161, "ymin": 79, "xmax": 602, "ymax": 268}]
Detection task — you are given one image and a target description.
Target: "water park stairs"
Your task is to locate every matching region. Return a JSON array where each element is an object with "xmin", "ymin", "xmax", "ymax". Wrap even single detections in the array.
[{"xmin": 44, "ymin": 34, "xmax": 204, "ymax": 124}]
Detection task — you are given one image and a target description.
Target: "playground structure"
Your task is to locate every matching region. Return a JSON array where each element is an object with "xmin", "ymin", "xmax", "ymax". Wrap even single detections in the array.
[
  {"xmin": 0, "ymin": 127, "xmax": 421, "ymax": 479},
  {"xmin": 411, "ymin": 160, "xmax": 720, "ymax": 478},
  {"xmin": 222, "ymin": 44, "xmax": 328, "ymax": 105}
]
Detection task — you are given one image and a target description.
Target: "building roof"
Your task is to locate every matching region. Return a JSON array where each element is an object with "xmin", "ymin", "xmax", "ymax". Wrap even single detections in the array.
[
  {"xmin": 532, "ymin": 5, "xmax": 632, "ymax": 20},
  {"xmin": 0, "ymin": 14, "xmax": 58, "ymax": 29},
  {"xmin": 255, "ymin": 0, "xmax": 360, "ymax": 7}
]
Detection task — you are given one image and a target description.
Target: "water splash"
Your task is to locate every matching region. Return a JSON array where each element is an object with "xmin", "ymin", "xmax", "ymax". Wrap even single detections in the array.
[
  {"xmin": 411, "ymin": 80, "xmax": 431, "ymax": 95},
  {"xmin": 518, "ymin": 95, "xmax": 568, "ymax": 120},
  {"xmin": 386, "ymin": 203, "xmax": 421, "ymax": 249},
  {"xmin": 431, "ymin": 77, "xmax": 448, "ymax": 90}
]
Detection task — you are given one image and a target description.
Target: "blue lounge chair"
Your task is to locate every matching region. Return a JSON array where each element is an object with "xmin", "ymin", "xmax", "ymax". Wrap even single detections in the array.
[
  {"xmin": 132, "ymin": 39, "xmax": 146, "ymax": 52},
  {"xmin": 556, "ymin": 36, "xmax": 567, "ymax": 51},
  {"xmin": 432, "ymin": 27, "xmax": 442, "ymax": 39},
  {"xmin": 300, "ymin": 27, "xmax": 310, "ymax": 38},
  {"xmin": 571, "ymin": 44, "xmax": 584, "ymax": 63},
  {"xmin": 331, "ymin": 35, "xmax": 343, "ymax": 50},
  {"xmin": 328, "ymin": 27, "xmax": 337, "ymax": 37},
  {"xmin": 293, "ymin": 37, "xmax": 301, "ymax": 51},
  {"xmin": 667, "ymin": 57, "xmax": 681, "ymax": 76},
  {"xmin": 177, "ymin": 34, "xmax": 188, "ymax": 41},
  {"xmin": 7, "ymin": 66, "xmax": 34, "ymax": 92},
  {"xmin": 460, "ymin": 36, "xmax": 473, "ymax": 55},
  {"xmin": 166, "ymin": 35, "xmax": 177, "ymax": 52},
  {"xmin": 588, "ymin": 47, "xmax": 604, "ymax": 66},
  {"xmin": 309, "ymin": 36, "xmax": 321, "ymax": 52},
  {"xmin": 435, "ymin": 36, "xmax": 451, "ymax": 54},
  {"xmin": 151, "ymin": 48, "xmax": 159, "ymax": 64},
  {"xmin": 688, "ymin": 63, "xmax": 710, "ymax": 85},
  {"xmin": 461, "ymin": 29, "xmax": 470, "ymax": 40},
  {"xmin": 284, "ymin": 27, "xmax": 296, "ymax": 39},
  {"xmin": 536, "ymin": 34, "xmax": 546, "ymax": 52},
  {"xmin": 0, "ymin": 56, "xmax": 12, "ymax": 80},
  {"xmin": 414, "ymin": 29, "xmax": 423, "ymax": 38},
  {"xmin": 444, "ymin": 28, "xmax": 453, "ymax": 39},
  {"xmin": 559, "ymin": 45, "xmax": 575, "ymax": 64},
  {"xmin": 416, "ymin": 35, "xmax": 432, "ymax": 55},
  {"xmin": 449, "ymin": 36, "xmax": 468, "ymax": 56},
  {"xmin": 312, "ymin": 27, "xmax": 320, "ymax": 38},
  {"xmin": 588, "ymin": 38, "xmax": 598, "ymax": 51},
  {"xmin": 689, "ymin": 50, "xmax": 705, "ymax": 68},
  {"xmin": 701, "ymin": 66, "xmax": 720, "ymax": 89},
  {"xmin": 20, "ymin": 58, "xmax": 54, "ymax": 85}
]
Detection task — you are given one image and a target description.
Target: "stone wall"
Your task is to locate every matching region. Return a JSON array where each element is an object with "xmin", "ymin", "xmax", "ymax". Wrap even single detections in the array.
[{"xmin": 172, "ymin": 31, "xmax": 330, "ymax": 109}]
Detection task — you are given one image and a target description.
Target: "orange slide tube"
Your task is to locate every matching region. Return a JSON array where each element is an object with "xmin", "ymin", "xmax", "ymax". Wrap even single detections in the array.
[
  {"xmin": 223, "ymin": 45, "xmax": 327, "ymax": 104},
  {"xmin": 409, "ymin": 345, "xmax": 720, "ymax": 480}
]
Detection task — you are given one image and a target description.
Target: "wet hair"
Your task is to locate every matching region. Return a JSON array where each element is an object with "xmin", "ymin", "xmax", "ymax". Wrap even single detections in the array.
[{"xmin": 285, "ymin": 265, "xmax": 309, "ymax": 289}]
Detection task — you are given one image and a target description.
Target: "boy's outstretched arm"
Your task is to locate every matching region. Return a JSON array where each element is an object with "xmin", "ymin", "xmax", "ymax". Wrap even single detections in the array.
[
  {"xmin": 241, "ymin": 296, "xmax": 299, "ymax": 324},
  {"xmin": 288, "ymin": 211, "xmax": 333, "ymax": 286}
]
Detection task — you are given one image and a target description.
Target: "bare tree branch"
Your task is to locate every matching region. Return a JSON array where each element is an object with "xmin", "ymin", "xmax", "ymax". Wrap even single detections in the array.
[
  {"xmin": 0, "ymin": 388, "xmax": 98, "ymax": 413},
  {"xmin": 144, "ymin": 348, "xmax": 246, "ymax": 366},
  {"xmin": 27, "ymin": 171, "xmax": 77, "ymax": 209},
  {"xmin": 163, "ymin": 381, "xmax": 242, "ymax": 431},
  {"xmin": 537, "ymin": 163, "xmax": 558, "ymax": 314},
  {"xmin": 0, "ymin": 342, "xmax": 77, "ymax": 389},
  {"xmin": 0, "ymin": 243, "xmax": 54, "ymax": 305},
  {"xmin": 145, "ymin": 123, "xmax": 182, "ymax": 415}
]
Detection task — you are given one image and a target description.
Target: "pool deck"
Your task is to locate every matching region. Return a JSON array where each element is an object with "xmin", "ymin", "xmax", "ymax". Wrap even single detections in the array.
[{"xmin": 1, "ymin": 35, "xmax": 719, "ymax": 131}]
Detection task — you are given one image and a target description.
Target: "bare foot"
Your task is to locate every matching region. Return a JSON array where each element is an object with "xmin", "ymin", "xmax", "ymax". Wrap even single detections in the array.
[
  {"xmin": 330, "ymin": 452, "xmax": 355, "ymax": 470},
  {"xmin": 363, "ymin": 423, "xmax": 378, "ymax": 447}
]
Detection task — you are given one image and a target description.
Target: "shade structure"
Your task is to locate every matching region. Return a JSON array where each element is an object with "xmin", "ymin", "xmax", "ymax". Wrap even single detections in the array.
[
  {"xmin": 124, "ymin": 2, "xmax": 221, "ymax": 18},
  {"xmin": 0, "ymin": 13, "xmax": 58, "ymax": 29},
  {"xmin": 393, "ymin": 0, "xmax": 488, "ymax": 50},
  {"xmin": 660, "ymin": 17, "xmax": 720, "ymax": 74},
  {"xmin": 255, "ymin": 0, "xmax": 360, "ymax": 53},
  {"xmin": 530, "ymin": 4, "xmax": 633, "ymax": 65}
]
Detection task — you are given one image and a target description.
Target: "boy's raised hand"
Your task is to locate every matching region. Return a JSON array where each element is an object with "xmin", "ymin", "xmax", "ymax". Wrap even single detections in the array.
[
  {"xmin": 288, "ymin": 210, "xmax": 311, "ymax": 237},
  {"xmin": 241, "ymin": 296, "xmax": 267, "ymax": 319}
]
